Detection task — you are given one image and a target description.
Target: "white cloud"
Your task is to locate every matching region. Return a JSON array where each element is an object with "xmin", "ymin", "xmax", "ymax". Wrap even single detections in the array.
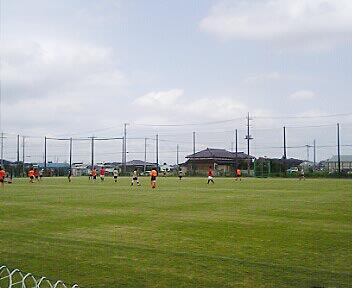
[
  {"xmin": 200, "ymin": 0, "xmax": 352, "ymax": 50},
  {"xmin": 134, "ymin": 89, "xmax": 184, "ymax": 107},
  {"xmin": 134, "ymin": 89, "xmax": 248, "ymax": 123},
  {"xmin": 289, "ymin": 90, "xmax": 316, "ymax": 100},
  {"xmin": 1, "ymin": 38, "xmax": 129, "ymax": 134}
]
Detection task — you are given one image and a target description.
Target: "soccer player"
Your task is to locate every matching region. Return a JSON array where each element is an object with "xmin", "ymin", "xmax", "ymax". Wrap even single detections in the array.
[
  {"xmin": 34, "ymin": 169, "xmax": 39, "ymax": 182},
  {"xmin": 207, "ymin": 166, "xmax": 214, "ymax": 184},
  {"xmin": 178, "ymin": 169, "xmax": 183, "ymax": 180},
  {"xmin": 28, "ymin": 168, "xmax": 35, "ymax": 183},
  {"xmin": 131, "ymin": 169, "xmax": 140, "ymax": 186},
  {"xmin": 299, "ymin": 169, "xmax": 305, "ymax": 180},
  {"xmin": 150, "ymin": 167, "xmax": 158, "ymax": 188},
  {"xmin": 235, "ymin": 168, "xmax": 242, "ymax": 181},
  {"xmin": 0, "ymin": 166, "xmax": 5, "ymax": 188},
  {"xmin": 100, "ymin": 167, "xmax": 105, "ymax": 182},
  {"xmin": 113, "ymin": 168, "xmax": 118, "ymax": 182},
  {"xmin": 92, "ymin": 168, "xmax": 97, "ymax": 181},
  {"xmin": 67, "ymin": 169, "xmax": 72, "ymax": 182},
  {"xmin": 39, "ymin": 169, "xmax": 44, "ymax": 180}
]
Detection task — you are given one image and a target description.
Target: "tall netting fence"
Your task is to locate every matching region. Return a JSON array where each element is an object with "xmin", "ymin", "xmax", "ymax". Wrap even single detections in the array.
[{"xmin": 1, "ymin": 117, "xmax": 351, "ymax": 177}]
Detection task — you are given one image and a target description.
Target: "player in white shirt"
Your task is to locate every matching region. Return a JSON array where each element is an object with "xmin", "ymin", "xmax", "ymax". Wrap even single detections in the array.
[
  {"xmin": 113, "ymin": 168, "xmax": 119, "ymax": 183},
  {"xmin": 131, "ymin": 169, "xmax": 140, "ymax": 186}
]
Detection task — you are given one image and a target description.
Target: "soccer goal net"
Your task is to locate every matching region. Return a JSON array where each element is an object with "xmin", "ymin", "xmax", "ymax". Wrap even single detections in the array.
[{"xmin": 0, "ymin": 265, "xmax": 79, "ymax": 288}]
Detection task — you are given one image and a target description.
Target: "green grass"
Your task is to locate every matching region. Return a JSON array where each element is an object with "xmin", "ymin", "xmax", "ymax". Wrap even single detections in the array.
[{"xmin": 0, "ymin": 177, "xmax": 351, "ymax": 287}]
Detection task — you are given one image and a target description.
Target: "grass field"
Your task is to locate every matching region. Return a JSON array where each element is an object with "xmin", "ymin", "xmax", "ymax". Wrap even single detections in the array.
[{"xmin": 0, "ymin": 177, "xmax": 351, "ymax": 287}]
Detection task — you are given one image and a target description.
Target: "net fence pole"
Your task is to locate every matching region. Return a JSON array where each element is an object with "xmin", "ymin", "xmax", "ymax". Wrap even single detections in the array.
[
  {"xmin": 22, "ymin": 136, "xmax": 25, "ymax": 176},
  {"xmin": 1, "ymin": 131, "xmax": 3, "ymax": 167},
  {"xmin": 69, "ymin": 137, "xmax": 73, "ymax": 170},
  {"xmin": 337, "ymin": 123, "xmax": 341, "ymax": 174}
]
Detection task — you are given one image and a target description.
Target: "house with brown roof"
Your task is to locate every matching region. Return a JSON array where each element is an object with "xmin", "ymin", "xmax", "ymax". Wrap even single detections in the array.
[{"xmin": 180, "ymin": 148, "xmax": 255, "ymax": 176}]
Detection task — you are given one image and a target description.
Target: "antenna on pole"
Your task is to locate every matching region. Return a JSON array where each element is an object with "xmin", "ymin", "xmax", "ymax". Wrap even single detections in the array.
[{"xmin": 244, "ymin": 113, "xmax": 253, "ymax": 175}]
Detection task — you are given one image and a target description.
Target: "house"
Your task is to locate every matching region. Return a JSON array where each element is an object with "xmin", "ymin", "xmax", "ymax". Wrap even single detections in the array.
[
  {"xmin": 323, "ymin": 155, "xmax": 352, "ymax": 172},
  {"xmin": 181, "ymin": 148, "xmax": 255, "ymax": 176},
  {"xmin": 124, "ymin": 160, "xmax": 156, "ymax": 174}
]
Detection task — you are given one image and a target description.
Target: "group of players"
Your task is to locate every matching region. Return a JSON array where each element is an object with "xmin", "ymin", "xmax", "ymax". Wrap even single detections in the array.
[
  {"xmin": 1, "ymin": 165, "xmax": 304, "ymax": 189},
  {"xmin": 80, "ymin": 166, "xmax": 159, "ymax": 189},
  {"xmin": 0, "ymin": 165, "xmax": 240, "ymax": 188}
]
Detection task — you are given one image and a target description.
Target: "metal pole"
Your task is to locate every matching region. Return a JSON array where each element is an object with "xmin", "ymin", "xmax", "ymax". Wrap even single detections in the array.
[
  {"xmin": 69, "ymin": 137, "xmax": 73, "ymax": 170},
  {"xmin": 123, "ymin": 123, "xmax": 127, "ymax": 173},
  {"xmin": 176, "ymin": 144, "xmax": 179, "ymax": 165},
  {"xmin": 337, "ymin": 123, "xmax": 341, "ymax": 174},
  {"xmin": 1, "ymin": 132, "xmax": 3, "ymax": 167},
  {"xmin": 245, "ymin": 113, "xmax": 253, "ymax": 175},
  {"xmin": 193, "ymin": 132, "xmax": 196, "ymax": 156},
  {"xmin": 17, "ymin": 134, "xmax": 20, "ymax": 163},
  {"xmin": 305, "ymin": 145, "xmax": 310, "ymax": 161},
  {"xmin": 144, "ymin": 137, "xmax": 147, "ymax": 172},
  {"xmin": 235, "ymin": 129, "xmax": 238, "ymax": 169},
  {"xmin": 156, "ymin": 134, "xmax": 159, "ymax": 167},
  {"xmin": 91, "ymin": 136, "xmax": 94, "ymax": 170},
  {"xmin": 283, "ymin": 126, "xmax": 287, "ymax": 159},
  {"xmin": 44, "ymin": 136, "xmax": 47, "ymax": 171},
  {"xmin": 313, "ymin": 139, "xmax": 316, "ymax": 169},
  {"xmin": 22, "ymin": 136, "xmax": 25, "ymax": 175}
]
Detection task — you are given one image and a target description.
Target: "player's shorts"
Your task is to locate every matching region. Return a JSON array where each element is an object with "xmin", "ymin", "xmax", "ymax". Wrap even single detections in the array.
[
  {"xmin": 100, "ymin": 175, "xmax": 105, "ymax": 178},
  {"xmin": 151, "ymin": 176, "xmax": 156, "ymax": 181},
  {"xmin": 35, "ymin": 176, "xmax": 39, "ymax": 179},
  {"xmin": 208, "ymin": 176, "xmax": 213, "ymax": 180},
  {"xmin": 30, "ymin": 176, "xmax": 34, "ymax": 180},
  {"xmin": 0, "ymin": 179, "xmax": 3, "ymax": 183},
  {"xmin": 133, "ymin": 177, "xmax": 138, "ymax": 181},
  {"xmin": 114, "ymin": 176, "xmax": 118, "ymax": 179},
  {"xmin": 93, "ymin": 175, "xmax": 97, "ymax": 180}
]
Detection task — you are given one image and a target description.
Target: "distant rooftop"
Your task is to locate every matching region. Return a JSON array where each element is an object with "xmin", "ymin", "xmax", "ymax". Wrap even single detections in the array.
[{"xmin": 186, "ymin": 148, "xmax": 254, "ymax": 160}]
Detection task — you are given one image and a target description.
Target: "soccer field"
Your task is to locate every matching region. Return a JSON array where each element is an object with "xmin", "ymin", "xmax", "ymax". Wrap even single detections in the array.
[{"xmin": 0, "ymin": 177, "xmax": 351, "ymax": 288}]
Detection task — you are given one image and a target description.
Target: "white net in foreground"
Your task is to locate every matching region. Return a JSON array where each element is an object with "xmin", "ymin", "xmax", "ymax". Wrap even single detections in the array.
[{"xmin": 0, "ymin": 265, "xmax": 79, "ymax": 288}]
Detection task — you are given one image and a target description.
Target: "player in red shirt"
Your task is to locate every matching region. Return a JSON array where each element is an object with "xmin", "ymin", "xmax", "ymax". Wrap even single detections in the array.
[
  {"xmin": 100, "ymin": 167, "xmax": 105, "ymax": 182},
  {"xmin": 207, "ymin": 166, "xmax": 214, "ymax": 184}
]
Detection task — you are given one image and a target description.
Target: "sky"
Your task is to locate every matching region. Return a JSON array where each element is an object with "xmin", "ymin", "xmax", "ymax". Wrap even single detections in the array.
[{"xmin": 1, "ymin": 0, "xmax": 352, "ymax": 164}]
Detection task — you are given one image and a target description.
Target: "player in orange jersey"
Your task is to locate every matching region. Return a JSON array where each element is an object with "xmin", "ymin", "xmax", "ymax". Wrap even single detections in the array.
[
  {"xmin": 150, "ymin": 168, "xmax": 158, "ymax": 188},
  {"xmin": 92, "ymin": 168, "xmax": 97, "ymax": 181},
  {"xmin": 235, "ymin": 168, "xmax": 241, "ymax": 181},
  {"xmin": 0, "ymin": 166, "xmax": 5, "ymax": 187},
  {"xmin": 28, "ymin": 168, "xmax": 35, "ymax": 183}
]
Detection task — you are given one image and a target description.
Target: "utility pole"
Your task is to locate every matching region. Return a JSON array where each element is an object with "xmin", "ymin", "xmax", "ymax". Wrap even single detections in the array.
[
  {"xmin": 245, "ymin": 113, "xmax": 253, "ymax": 175},
  {"xmin": 123, "ymin": 123, "xmax": 128, "ymax": 174},
  {"xmin": 313, "ymin": 139, "xmax": 316, "ymax": 169},
  {"xmin": 44, "ymin": 136, "xmax": 47, "ymax": 171},
  {"xmin": 305, "ymin": 144, "xmax": 310, "ymax": 161},
  {"xmin": 69, "ymin": 137, "xmax": 73, "ymax": 170},
  {"xmin": 144, "ymin": 137, "xmax": 147, "ymax": 172},
  {"xmin": 283, "ymin": 126, "xmax": 287, "ymax": 159},
  {"xmin": 337, "ymin": 123, "xmax": 341, "ymax": 174},
  {"xmin": 235, "ymin": 129, "xmax": 238, "ymax": 169},
  {"xmin": 193, "ymin": 132, "xmax": 196, "ymax": 156},
  {"xmin": 22, "ymin": 136, "xmax": 25, "ymax": 176},
  {"xmin": 17, "ymin": 134, "xmax": 20, "ymax": 163},
  {"xmin": 90, "ymin": 136, "xmax": 95, "ymax": 171},
  {"xmin": 156, "ymin": 134, "xmax": 159, "ymax": 168},
  {"xmin": 176, "ymin": 144, "xmax": 179, "ymax": 166},
  {"xmin": 1, "ymin": 132, "xmax": 4, "ymax": 167}
]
